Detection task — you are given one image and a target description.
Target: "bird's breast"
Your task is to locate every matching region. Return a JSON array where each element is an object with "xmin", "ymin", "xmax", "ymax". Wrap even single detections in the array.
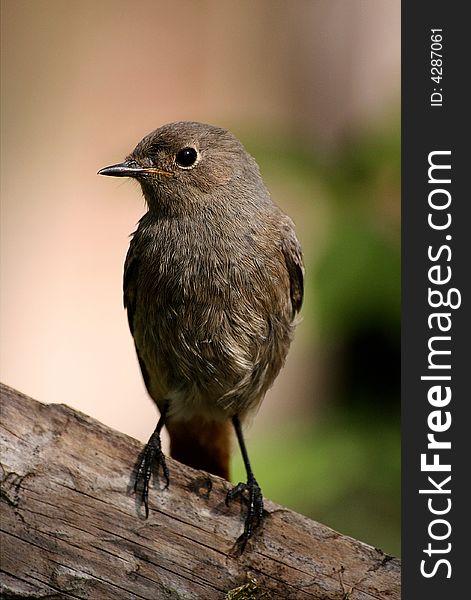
[{"xmin": 130, "ymin": 218, "xmax": 293, "ymax": 418}]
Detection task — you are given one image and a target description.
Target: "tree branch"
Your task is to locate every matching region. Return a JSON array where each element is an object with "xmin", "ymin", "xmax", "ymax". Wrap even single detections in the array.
[{"xmin": 0, "ymin": 382, "xmax": 400, "ymax": 599}]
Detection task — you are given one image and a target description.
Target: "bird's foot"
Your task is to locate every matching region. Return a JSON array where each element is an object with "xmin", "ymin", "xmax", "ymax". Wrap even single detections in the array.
[
  {"xmin": 226, "ymin": 475, "xmax": 264, "ymax": 552},
  {"xmin": 134, "ymin": 429, "xmax": 169, "ymax": 518}
]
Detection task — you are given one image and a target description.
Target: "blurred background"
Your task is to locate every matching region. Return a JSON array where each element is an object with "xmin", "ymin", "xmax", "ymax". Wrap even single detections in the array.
[{"xmin": 1, "ymin": 1, "xmax": 400, "ymax": 555}]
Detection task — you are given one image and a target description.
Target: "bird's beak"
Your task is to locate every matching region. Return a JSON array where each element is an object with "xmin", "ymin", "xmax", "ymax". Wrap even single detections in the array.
[{"xmin": 97, "ymin": 160, "xmax": 173, "ymax": 178}]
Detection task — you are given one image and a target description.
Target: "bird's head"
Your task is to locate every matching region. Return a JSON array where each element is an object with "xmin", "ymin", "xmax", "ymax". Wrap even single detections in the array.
[{"xmin": 98, "ymin": 121, "xmax": 264, "ymax": 213}]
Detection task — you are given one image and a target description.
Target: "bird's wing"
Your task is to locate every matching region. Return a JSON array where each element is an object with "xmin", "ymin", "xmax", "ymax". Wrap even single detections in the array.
[
  {"xmin": 123, "ymin": 240, "xmax": 155, "ymax": 395},
  {"xmin": 123, "ymin": 241, "xmax": 138, "ymax": 336},
  {"xmin": 280, "ymin": 217, "xmax": 304, "ymax": 316}
]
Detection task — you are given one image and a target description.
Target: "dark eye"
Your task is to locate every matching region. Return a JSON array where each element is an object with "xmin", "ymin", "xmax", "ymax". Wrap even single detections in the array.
[{"xmin": 175, "ymin": 147, "xmax": 198, "ymax": 168}]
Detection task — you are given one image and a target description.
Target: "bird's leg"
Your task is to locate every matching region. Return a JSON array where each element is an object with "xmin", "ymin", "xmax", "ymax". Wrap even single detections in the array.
[
  {"xmin": 134, "ymin": 402, "xmax": 169, "ymax": 518},
  {"xmin": 226, "ymin": 415, "xmax": 264, "ymax": 552}
]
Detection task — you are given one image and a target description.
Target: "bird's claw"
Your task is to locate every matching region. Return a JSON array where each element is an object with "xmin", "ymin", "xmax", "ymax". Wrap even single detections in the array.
[
  {"xmin": 226, "ymin": 476, "xmax": 264, "ymax": 552},
  {"xmin": 134, "ymin": 431, "xmax": 169, "ymax": 518}
]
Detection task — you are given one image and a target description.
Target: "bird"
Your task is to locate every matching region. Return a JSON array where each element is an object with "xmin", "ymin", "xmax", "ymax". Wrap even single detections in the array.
[{"xmin": 98, "ymin": 121, "xmax": 304, "ymax": 552}]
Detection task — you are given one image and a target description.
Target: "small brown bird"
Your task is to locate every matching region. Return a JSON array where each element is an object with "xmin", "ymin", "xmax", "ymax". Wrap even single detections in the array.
[{"xmin": 99, "ymin": 121, "xmax": 303, "ymax": 551}]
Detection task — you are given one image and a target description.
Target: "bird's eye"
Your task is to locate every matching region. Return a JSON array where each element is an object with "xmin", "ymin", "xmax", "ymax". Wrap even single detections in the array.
[{"xmin": 175, "ymin": 147, "xmax": 198, "ymax": 168}]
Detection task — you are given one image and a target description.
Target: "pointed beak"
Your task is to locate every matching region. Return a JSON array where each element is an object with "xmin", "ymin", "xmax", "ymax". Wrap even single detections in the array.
[{"xmin": 97, "ymin": 160, "xmax": 173, "ymax": 178}]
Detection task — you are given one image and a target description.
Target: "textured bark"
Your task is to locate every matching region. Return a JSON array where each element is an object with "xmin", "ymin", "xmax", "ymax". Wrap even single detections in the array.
[{"xmin": 0, "ymin": 382, "xmax": 400, "ymax": 599}]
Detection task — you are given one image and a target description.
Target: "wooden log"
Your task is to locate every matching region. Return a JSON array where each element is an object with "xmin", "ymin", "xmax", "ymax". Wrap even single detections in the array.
[{"xmin": 0, "ymin": 382, "xmax": 400, "ymax": 599}]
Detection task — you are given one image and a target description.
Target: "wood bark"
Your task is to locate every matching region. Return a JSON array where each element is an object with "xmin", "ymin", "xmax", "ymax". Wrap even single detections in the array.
[{"xmin": 0, "ymin": 382, "xmax": 400, "ymax": 599}]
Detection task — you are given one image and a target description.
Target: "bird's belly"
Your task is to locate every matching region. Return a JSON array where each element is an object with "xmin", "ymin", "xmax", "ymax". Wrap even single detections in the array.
[{"xmin": 133, "ymin": 296, "xmax": 289, "ymax": 422}]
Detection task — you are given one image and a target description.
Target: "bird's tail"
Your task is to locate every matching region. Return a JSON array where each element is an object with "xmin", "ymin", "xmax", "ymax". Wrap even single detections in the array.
[{"xmin": 166, "ymin": 417, "xmax": 231, "ymax": 480}]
